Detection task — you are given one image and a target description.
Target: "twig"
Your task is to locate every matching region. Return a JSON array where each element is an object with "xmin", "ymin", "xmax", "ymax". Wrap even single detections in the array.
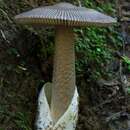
[
  {"xmin": 24, "ymin": 0, "xmax": 38, "ymax": 7},
  {"xmin": 0, "ymin": 30, "xmax": 7, "ymax": 41},
  {"xmin": 92, "ymin": 96, "xmax": 125, "ymax": 110},
  {"xmin": 106, "ymin": 111, "xmax": 124, "ymax": 122},
  {"xmin": 0, "ymin": 8, "xmax": 12, "ymax": 23},
  {"xmin": 77, "ymin": 0, "xmax": 82, "ymax": 7}
]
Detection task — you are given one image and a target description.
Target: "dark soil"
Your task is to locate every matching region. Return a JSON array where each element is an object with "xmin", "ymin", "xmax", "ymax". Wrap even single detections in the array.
[{"xmin": 0, "ymin": 0, "xmax": 130, "ymax": 130}]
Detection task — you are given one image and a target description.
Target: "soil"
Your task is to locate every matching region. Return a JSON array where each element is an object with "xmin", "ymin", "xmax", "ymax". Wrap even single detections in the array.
[{"xmin": 0, "ymin": 0, "xmax": 130, "ymax": 130}]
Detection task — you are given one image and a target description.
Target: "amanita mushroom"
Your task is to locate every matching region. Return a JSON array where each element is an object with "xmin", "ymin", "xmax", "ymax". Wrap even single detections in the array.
[{"xmin": 15, "ymin": 2, "xmax": 116, "ymax": 130}]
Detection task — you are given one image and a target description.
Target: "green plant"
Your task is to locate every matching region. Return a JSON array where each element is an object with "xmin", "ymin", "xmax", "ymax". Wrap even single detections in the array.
[
  {"xmin": 74, "ymin": 0, "xmax": 122, "ymax": 80},
  {"xmin": 14, "ymin": 112, "xmax": 32, "ymax": 130},
  {"xmin": 122, "ymin": 56, "xmax": 130, "ymax": 71},
  {"xmin": 75, "ymin": 25, "xmax": 122, "ymax": 79}
]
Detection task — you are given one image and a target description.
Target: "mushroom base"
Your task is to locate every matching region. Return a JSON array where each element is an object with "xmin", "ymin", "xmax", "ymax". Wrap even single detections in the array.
[
  {"xmin": 51, "ymin": 26, "xmax": 76, "ymax": 123},
  {"xmin": 36, "ymin": 83, "xmax": 78, "ymax": 130}
]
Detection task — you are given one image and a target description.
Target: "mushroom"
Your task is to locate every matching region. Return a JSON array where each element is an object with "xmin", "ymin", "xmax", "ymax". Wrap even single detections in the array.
[{"xmin": 15, "ymin": 2, "xmax": 116, "ymax": 128}]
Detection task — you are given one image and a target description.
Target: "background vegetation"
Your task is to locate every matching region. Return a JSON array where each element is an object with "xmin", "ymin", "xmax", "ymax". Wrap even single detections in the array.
[{"xmin": 0, "ymin": 0, "xmax": 128, "ymax": 130}]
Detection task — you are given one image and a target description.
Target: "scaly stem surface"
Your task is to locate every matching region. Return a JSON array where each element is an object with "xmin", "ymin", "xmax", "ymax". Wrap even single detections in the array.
[{"xmin": 51, "ymin": 26, "xmax": 75, "ymax": 123}]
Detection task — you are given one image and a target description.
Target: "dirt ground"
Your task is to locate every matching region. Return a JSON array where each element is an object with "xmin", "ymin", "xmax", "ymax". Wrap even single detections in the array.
[{"xmin": 0, "ymin": 0, "xmax": 130, "ymax": 130}]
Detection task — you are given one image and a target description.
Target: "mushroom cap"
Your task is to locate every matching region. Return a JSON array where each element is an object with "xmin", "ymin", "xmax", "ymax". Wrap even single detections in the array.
[{"xmin": 15, "ymin": 2, "xmax": 116, "ymax": 27}]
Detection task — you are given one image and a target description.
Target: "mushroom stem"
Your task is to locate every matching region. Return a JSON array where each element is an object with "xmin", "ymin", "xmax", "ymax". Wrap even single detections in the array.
[{"xmin": 51, "ymin": 26, "xmax": 76, "ymax": 123}]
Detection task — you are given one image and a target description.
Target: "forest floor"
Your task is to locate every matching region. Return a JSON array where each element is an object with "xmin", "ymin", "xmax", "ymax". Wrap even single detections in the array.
[{"xmin": 1, "ymin": 0, "xmax": 130, "ymax": 130}]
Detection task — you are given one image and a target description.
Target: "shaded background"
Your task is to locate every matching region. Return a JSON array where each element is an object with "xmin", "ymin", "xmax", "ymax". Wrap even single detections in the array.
[{"xmin": 0, "ymin": 0, "xmax": 130, "ymax": 130}]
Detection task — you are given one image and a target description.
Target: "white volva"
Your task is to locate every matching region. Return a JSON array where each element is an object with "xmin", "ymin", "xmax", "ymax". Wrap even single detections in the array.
[{"xmin": 36, "ymin": 83, "xmax": 79, "ymax": 130}]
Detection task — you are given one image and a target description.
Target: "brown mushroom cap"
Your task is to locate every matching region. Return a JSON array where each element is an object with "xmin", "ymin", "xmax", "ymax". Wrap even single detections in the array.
[{"xmin": 15, "ymin": 2, "xmax": 116, "ymax": 27}]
